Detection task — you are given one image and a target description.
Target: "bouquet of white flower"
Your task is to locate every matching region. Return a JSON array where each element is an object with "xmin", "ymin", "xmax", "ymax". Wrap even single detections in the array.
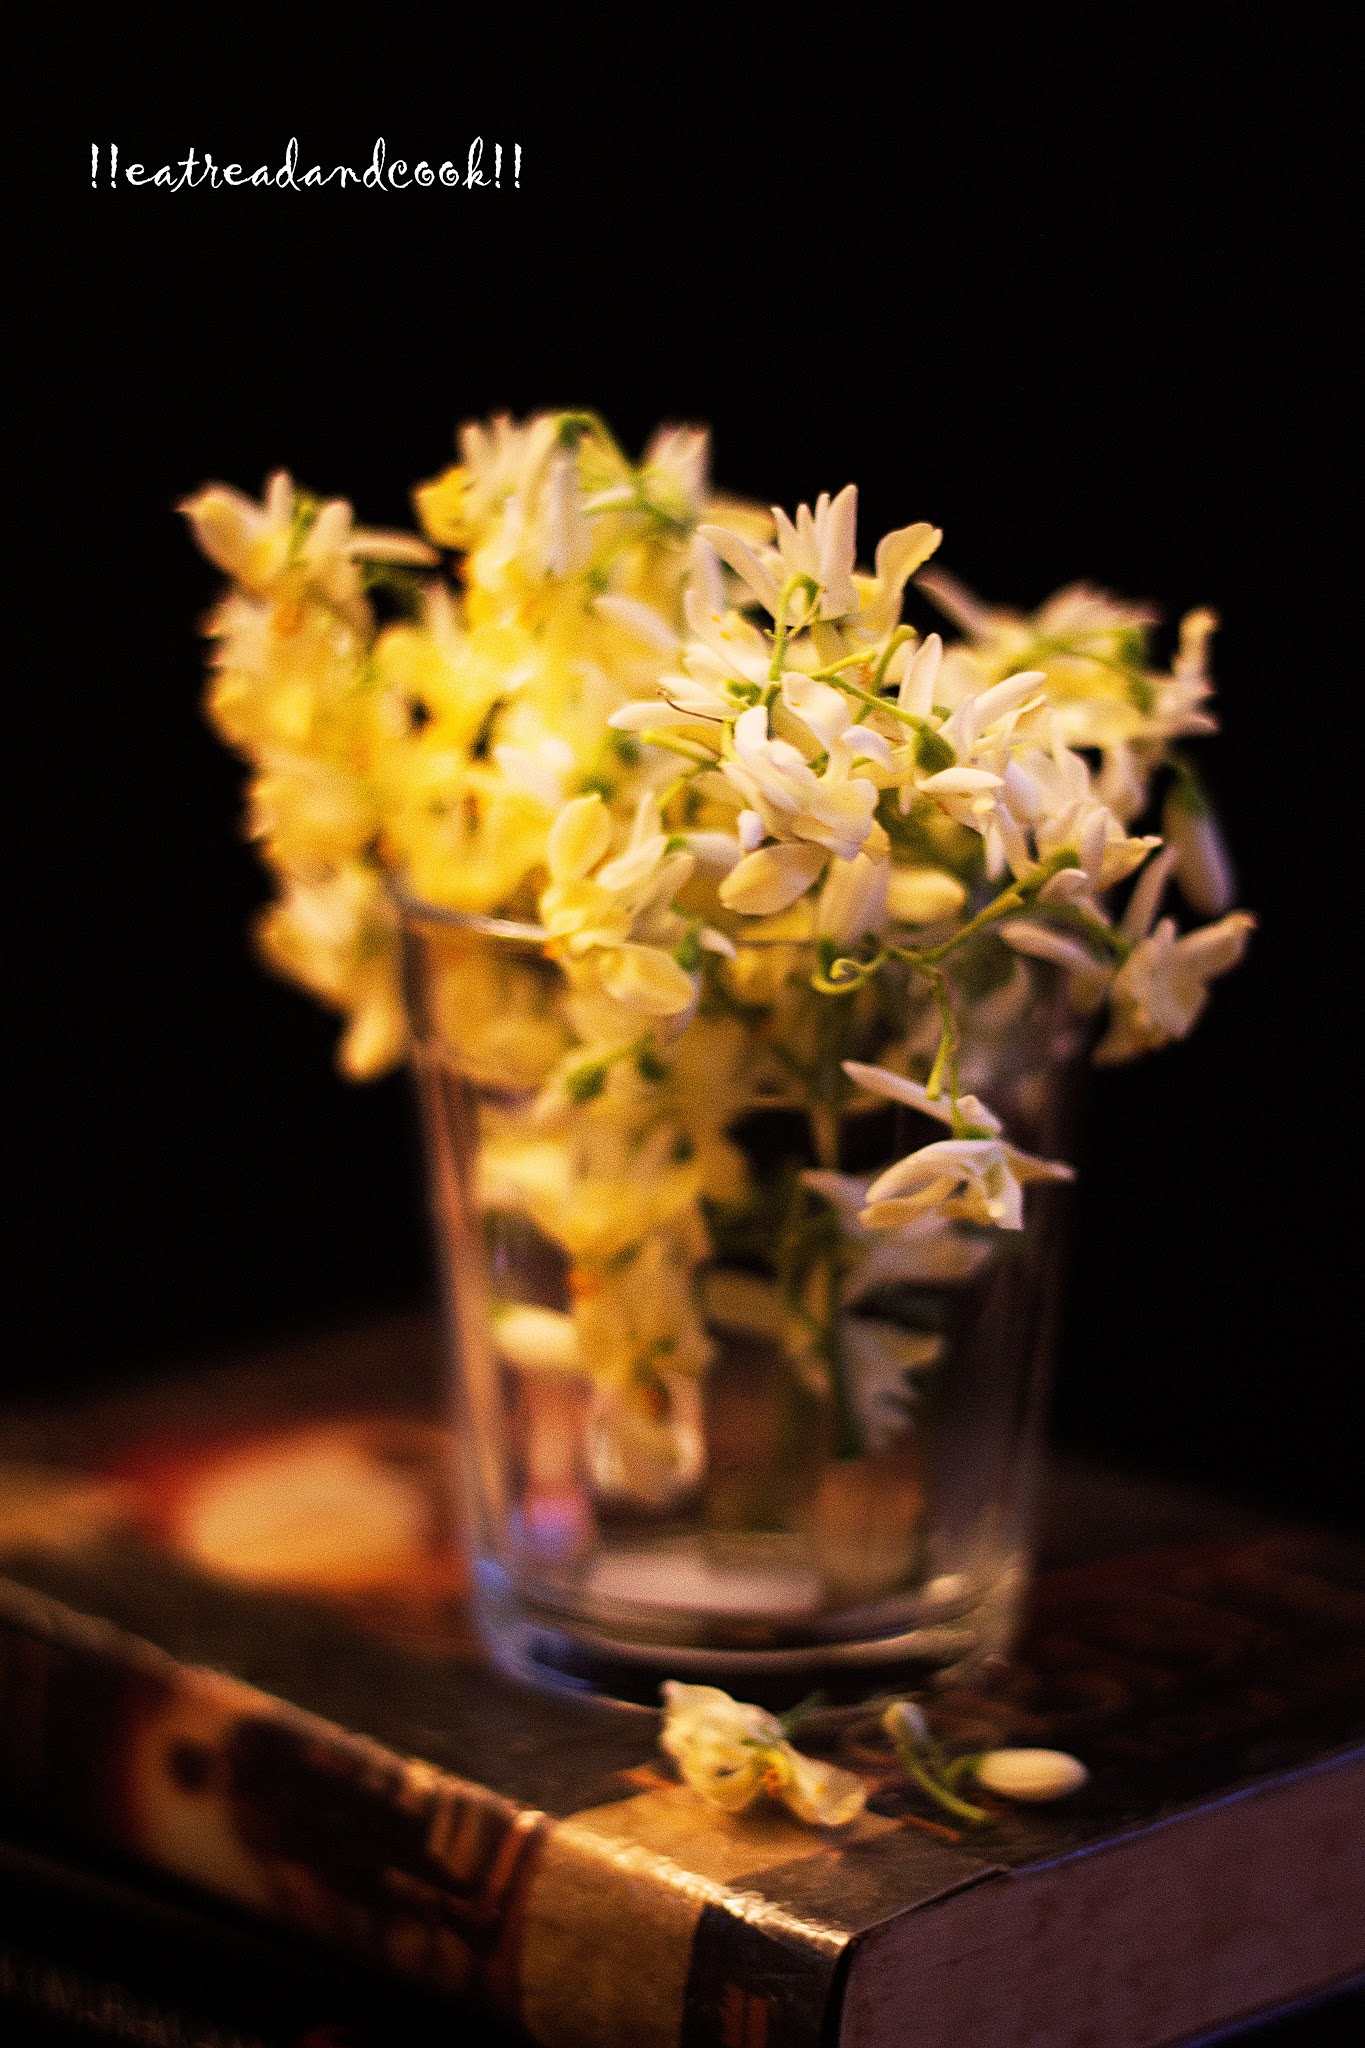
[{"xmin": 183, "ymin": 412, "xmax": 1253, "ymax": 1680}]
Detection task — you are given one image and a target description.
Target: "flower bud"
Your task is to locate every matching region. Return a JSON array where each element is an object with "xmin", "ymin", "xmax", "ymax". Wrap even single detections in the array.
[
  {"xmin": 881, "ymin": 1699, "xmax": 930, "ymax": 1749},
  {"xmin": 974, "ymin": 1748, "xmax": 1088, "ymax": 1802},
  {"xmin": 886, "ymin": 866, "xmax": 967, "ymax": 926},
  {"xmin": 547, "ymin": 792, "xmax": 613, "ymax": 885},
  {"xmin": 817, "ymin": 852, "xmax": 889, "ymax": 948},
  {"xmin": 1162, "ymin": 787, "xmax": 1236, "ymax": 917}
]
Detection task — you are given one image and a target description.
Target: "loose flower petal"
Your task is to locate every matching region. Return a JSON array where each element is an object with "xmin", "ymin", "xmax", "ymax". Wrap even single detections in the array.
[{"xmin": 974, "ymin": 1749, "xmax": 1089, "ymax": 1802}]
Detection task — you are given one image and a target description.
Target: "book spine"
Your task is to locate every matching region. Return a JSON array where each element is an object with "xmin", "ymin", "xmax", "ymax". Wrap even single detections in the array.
[{"xmin": 0, "ymin": 1578, "xmax": 840, "ymax": 2048}]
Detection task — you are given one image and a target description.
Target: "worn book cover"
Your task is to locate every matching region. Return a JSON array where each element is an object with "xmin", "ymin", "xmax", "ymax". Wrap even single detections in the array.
[{"xmin": 2, "ymin": 1317, "xmax": 1363, "ymax": 2047}]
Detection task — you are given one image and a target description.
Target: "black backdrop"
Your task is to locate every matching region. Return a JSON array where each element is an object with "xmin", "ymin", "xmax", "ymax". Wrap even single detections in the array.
[{"xmin": 11, "ymin": 17, "xmax": 1358, "ymax": 1530}]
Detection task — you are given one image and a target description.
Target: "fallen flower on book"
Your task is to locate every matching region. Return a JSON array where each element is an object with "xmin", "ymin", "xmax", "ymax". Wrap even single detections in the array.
[
  {"xmin": 973, "ymin": 1748, "xmax": 1090, "ymax": 1803},
  {"xmin": 882, "ymin": 1699, "xmax": 1088, "ymax": 1820},
  {"xmin": 659, "ymin": 1681, "xmax": 867, "ymax": 1827}
]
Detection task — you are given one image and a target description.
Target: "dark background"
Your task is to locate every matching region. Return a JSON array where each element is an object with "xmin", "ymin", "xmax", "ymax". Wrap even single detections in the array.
[{"xmin": 11, "ymin": 18, "xmax": 1358, "ymax": 1530}]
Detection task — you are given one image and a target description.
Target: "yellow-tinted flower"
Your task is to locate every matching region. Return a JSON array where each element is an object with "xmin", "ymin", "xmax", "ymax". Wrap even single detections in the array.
[
  {"xmin": 413, "ymin": 413, "xmax": 562, "ymax": 552},
  {"xmin": 256, "ymin": 863, "xmax": 406, "ymax": 1079},
  {"xmin": 246, "ymin": 751, "xmax": 377, "ymax": 871},
  {"xmin": 660, "ymin": 1683, "xmax": 866, "ymax": 1827},
  {"xmin": 540, "ymin": 793, "xmax": 710, "ymax": 1020},
  {"xmin": 183, "ymin": 471, "xmax": 434, "ymax": 620}
]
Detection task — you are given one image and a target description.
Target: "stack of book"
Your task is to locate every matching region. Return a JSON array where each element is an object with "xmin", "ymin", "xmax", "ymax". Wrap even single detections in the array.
[{"xmin": 2, "ymin": 1316, "xmax": 1362, "ymax": 2046}]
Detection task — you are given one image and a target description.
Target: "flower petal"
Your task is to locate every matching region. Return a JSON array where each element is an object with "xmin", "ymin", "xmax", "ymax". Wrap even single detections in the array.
[
  {"xmin": 841, "ymin": 1062, "xmax": 956, "ymax": 1125},
  {"xmin": 777, "ymin": 1745, "xmax": 867, "ymax": 1828},
  {"xmin": 598, "ymin": 943, "xmax": 698, "ymax": 1017},
  {"xmin": 719, "ymin": 842, "xmax": 827, "ymax": 915},
  {"xmin": 548, "ymin": 793, "xmax": 613, "ymax": 884}
]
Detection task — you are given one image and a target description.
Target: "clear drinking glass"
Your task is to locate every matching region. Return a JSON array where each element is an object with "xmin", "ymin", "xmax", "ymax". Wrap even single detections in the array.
[{"xmin": 401, "ymin": 901, "xmax": 1079, "ymax": 1701}]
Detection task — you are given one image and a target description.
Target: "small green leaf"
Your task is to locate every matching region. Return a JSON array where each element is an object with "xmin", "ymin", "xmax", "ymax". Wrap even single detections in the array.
[
  {"xmin": 565, "ymin": 1060, "xmax": 609, "ymax": 1104},
  {"xmin": 915, "ymin": 728, "xmax": 958, "ymax": 774}
]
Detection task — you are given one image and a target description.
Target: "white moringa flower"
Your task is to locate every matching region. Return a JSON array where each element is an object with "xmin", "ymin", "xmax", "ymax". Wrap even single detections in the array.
[
  {"xmin": 889, "ymin": 663, "xmax": 1050, "ymax": 838},
  {"xmin": 770, "ymin": 486, "xmax": 861, "ymax": 618},
  {"xmin": 780, "ymin": 673, "xmax": 894, "ymax": 777},
  {"xmin": 997, "ymin": 918, "xmax": 1114, "ymax": 1012},
  {"xmin": 246, "ymin": 750, "xmax": 377, "ymax": 869},
  {"xmin": 892, "ymin": 631, "xmax": 944, "ymax": 716},
  {"xmin": 816, "ymin": 850, "xmax": 891, "ymax": 948},
  {"xmin": 700, "ymin": 487, "xmax": 859, "ymax": 620},
  {"xmin": 1034, "ymin": 800, "xmax": 1163, "ymax": 914},
  {"xmin": 719, "ymin": 705, "xmax": 881, "ymax": 862},
  {"xmin": 464, "ymin": 431, "xmax": 599, "ymax": 588},
  {"xmin": 842, "ymin": 1063, "xmax": 1075, "ymax": 1230},
  {"xmin": 541, "ymin": 793, "xmax": 715, "ymax": 1018},
  {"xmin": 681, "ymin": 828, "xmax": 746, "ymax": 873},
  {"xmin": 546, "ymin": 790, "xmax": 615, "ymax": 887},
  {"xmin": 861, "ymin": 1135, "xmax": 1073, "ymax": 1232},
  {"xmin": 447, "ymin": 412, "xmax": 562, "ymax": 539},
  {"xmin": 993, "ymin": 742, "xmax": 1160, "ymax": 897},
  {"xmin": 539, "ymin": 449, "xmax": 594, "ymax": 577},
  {"xmin": 1148, "ymin": 606, "xmax": 1222, "ymax": 743},
  {"xmin": 180, "ymin": 471, "xmax": 436, "ymax": 611},
  {"xmin": 918, "ymin": 573, "xmax": 1222, "ymax": 829},
  {"xmin": 1162, "ymin": 778, "xmax": 1236, "ymax": 917},
  {"xmin": 920, "ymin": 568, "xmax": 1159, "ymax": 653},
  {"xmin": 660, "ymin": 1682, "xmax": 866, "ymax": 1827},
  {"xmin": 802, "ymin": 1171, "xmax": 995, "ymax": 1292},
  {"xmin": 607, "ymin": 584, "xmax": 772, "ymax": 737},
  {"xmin": 592, "ymin": 590, "xmax": 683, "ymax": 654},
  {"xmin": 885, "ymin": 865, "xmax": 968, "ymax": 926},
  {"xmin": 1094, "ymin": 908, "xmax": 1256, "ymax": 1064},
  {"xmin": 699, "ymin": 489, "xmax": 941, "ymax": 636},
  {"xmin": 849, "ymin": 521, "xmax": 945, "ymax": 639},
  {"xmin": 639, "ymin": 423, "xmax": 711, "ymax": 522}
]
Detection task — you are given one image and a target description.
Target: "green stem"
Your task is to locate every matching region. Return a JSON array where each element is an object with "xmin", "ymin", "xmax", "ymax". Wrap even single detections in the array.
[
  {"xmin": 871, "ymin": 625, "xmax": 916, "ymax": 694},
  {"xmin": 810, "ymin": 948, "xmax": 887, "ymax": 996},
  {"xmin": 811, "ymin": 672, "xmax": 928, "ymax": 731},
  {"xmin": 775, "ymin": 1177, "xmax": 863, "ymax": 1463},
  {"xmin": 893, "ymin": 1744, "xmax": 991, "ymax": 1826},
  {"xmin": 1023, "ymin": 631, "xmax": 1151, "ymax": 702},
  {"xmin": 769, "ymin": 574, "xmax": 820, "ymax": 680},
  {"xmin": 1051, "ymin": 904, "xmax": 1130, "ymax": 961},
  {"xmin": 922, "ymin": 969, "xmax": 961, "ymax": 1103},
  {"xmin": 805, "ymin": 625, "xmax": 915, "ymax": 696},
  {"xmin": 890, "ymin": 849, "xmax": 1077, "ymax": 969},
  {"xmin": 636, "ymin": 729, "xmax": 717, "ymax": 765}
]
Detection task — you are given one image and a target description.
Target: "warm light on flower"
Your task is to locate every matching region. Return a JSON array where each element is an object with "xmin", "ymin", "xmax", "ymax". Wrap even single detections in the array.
[{"xmin": 660, "ymin": 1682, "xmax": 867, "ymax": 1827}]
